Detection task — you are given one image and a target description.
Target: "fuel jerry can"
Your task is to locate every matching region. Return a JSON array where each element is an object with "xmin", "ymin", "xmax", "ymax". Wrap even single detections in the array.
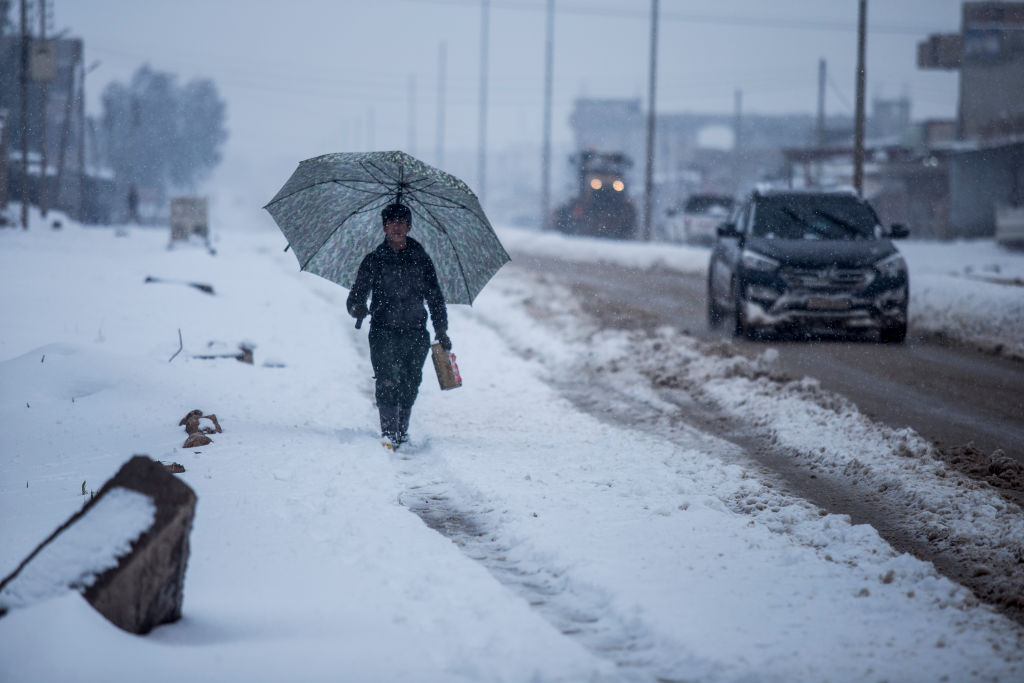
[{"xmin": 430, "ymin": 343, "xmax": 462, "ymax": 391}]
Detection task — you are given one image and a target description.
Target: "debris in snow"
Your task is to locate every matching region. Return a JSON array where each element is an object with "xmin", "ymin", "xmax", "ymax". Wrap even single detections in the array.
[
  {"xmin": 193, "ymin": 340, "xmax": 255, "ymax": 364},
  {"xmin": 178, "ymin": 409, "xmax": 222, "ymax": 448},
  {"xmin": 144, "ymin": 275, "xmax": 215, "ymax": 295}
]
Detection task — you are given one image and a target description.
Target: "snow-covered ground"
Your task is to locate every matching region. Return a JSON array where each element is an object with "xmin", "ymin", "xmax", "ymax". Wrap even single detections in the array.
[{"xmin": 1, "ymin": 210, "xmax": 1023, "ymax": 682}]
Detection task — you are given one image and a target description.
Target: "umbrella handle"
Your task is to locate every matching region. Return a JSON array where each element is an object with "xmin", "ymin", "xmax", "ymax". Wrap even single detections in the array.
[{"xmin": 355, "ymin": 316, "xmax": 364, "ymax": 329}]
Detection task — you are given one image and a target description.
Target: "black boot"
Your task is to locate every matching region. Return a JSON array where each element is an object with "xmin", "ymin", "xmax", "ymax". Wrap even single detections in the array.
[
  {"xmin": 397, "ymin": 406, "xmax": 412, "ymax": 444},
  {"xmin": 378, "ymin": 404, "xmax": 400, "ymax": 444}
]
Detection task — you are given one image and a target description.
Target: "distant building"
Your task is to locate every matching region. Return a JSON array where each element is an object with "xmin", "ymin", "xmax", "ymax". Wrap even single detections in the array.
[
  {"xmin": 0, "ymin": 35, "xmax": 113, "ymax": 223},
  {"xmin": 912, "ymin": 1, "xmax": 1024, "ymax": 238},
  {"xmin": 919, "ymin": 1, "xmax": 1024, "ymax": 140},
  {"xmin": 869, "ymin": 96, "xmax": 912, "ymax": 141}
]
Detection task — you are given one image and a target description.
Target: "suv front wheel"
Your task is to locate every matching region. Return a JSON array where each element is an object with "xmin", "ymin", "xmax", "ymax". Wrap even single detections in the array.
[
  {"xmin": 732, "ymin": 280, "xmax": 750, "ymax": 338},
  {"xmin": 879, "ymin": 321, "xmax": 907, "ymax": 344},
  {"xmin": 707, "ymin": 273, "xmax": 724, "ymax": 329}
]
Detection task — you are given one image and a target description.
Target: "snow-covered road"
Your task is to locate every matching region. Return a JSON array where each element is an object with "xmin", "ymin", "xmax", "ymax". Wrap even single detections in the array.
[{"xmin": 1, "ymin": 214, "xmax": 1023, "ymax": 681}]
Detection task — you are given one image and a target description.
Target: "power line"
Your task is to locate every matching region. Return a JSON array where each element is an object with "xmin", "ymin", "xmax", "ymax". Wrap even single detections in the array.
[
  {"xmin": 827, "ymin": 75, "xmax": 854, "ymax": 114},
  {"xmin": 395, "ymin": 0, "xmax": 952, "ymax": 35}
]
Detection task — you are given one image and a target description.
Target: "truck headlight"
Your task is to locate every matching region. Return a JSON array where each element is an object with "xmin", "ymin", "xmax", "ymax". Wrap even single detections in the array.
[
  {"xmin": 874, "ymin": 252, "xmax": 906, "ymax": 280},
  {"xmin": 741, "ymin": 249, "xmax": 780, "ymax": 273}
]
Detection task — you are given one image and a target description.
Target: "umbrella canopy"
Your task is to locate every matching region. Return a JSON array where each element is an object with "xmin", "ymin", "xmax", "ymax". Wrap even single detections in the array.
[{"xmin": 264, "ymin": 150, "xmax": 510, "ymax": 305}]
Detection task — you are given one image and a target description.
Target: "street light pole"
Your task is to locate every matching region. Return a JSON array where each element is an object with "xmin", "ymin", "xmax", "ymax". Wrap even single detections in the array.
[
  {"xmin": 436, "ymin": 41, "xmax": 446, "ymax": 169},
  {"xmin": 853, "ymin": 0, "xmax": 867, "ymax": 196},
  {"xmin": 642, "ymin": 0, "xmax": 659, "ymax": 241},
  {"xmin": 540, "ymin": 0, "xmax": 554, "ymax": 230},
  {"xmin": 39, "ymin": 0, "xmax": 48, "ymax": 218},
  {"xmin": 19, "ymin": 0, "xmax": 29, "ymax": 228},
  {"xmin": 477, "ymin": 0, "xmax": 490, "ymax": 206}
]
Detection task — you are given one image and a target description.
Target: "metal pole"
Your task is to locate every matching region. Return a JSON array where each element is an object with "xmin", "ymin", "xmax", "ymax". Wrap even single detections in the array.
[
  {"xmin": 19, "ymin": 0, "xmax": 29, "ymax": 228},
  {"xmin": 78, "ymin": 53, "xmax": 86, "ymax": 221},
  {"xmin": 407, "ymin": 74, "xmax": 416, "ymax": 157},
  {"xmin": 816, "ymin": 58, "xmax": 826, "ymax": 149},
  {"xmin": 642, "ymin": 0, "xmax": 658, "ymax": 241},
  {"xmin": 436, "ymin": 41, "xmax": 446, "ymax": 168},
  {"xmin": 733, "ymin": 88, "xmax": 742, "ymax": 191},
  {"xmin": 39, "ymin": 0, "xmax": 48, "ymax": 218},
  {"xmin": 853, "ymin": 0, "xmax": 867, "ymax": 196},
  {"xmin": 477, "ymin": 0, "xmax": 490, "ymax": 205},
  {"xmin": 540, "ymin": 0, "xmax": 554, "ymax": 229}
]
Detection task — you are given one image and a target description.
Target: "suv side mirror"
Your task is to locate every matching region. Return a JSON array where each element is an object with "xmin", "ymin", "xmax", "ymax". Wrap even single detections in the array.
[
  {"xmin": 716, "ymin": 222, "xmax": 741, "ymax": 239},
  {"xmin": 890, "ymin": 223, "xmax": 910, "ymax": 239}
]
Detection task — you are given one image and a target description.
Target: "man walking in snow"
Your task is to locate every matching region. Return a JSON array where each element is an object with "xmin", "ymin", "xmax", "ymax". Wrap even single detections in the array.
[{"xmin": 347, "ymin": 203, "xmax": 450, "ymax": 447}]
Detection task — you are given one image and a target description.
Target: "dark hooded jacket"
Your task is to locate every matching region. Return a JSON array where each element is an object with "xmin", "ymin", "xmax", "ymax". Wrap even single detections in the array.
[{"xmin": 347, "ymin": 237, "xmax": 447, "ymax": 333}]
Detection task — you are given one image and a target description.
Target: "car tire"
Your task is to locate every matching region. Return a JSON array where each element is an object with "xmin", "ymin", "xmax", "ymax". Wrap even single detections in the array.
[
  {"xmin": 732, "ymin": 280, "xmax": 749, "ymax": 338},
  {"xmin": 708, "ymin": 297, "xmax": 723, "ymax": 329},
  {"xmin": 879, "ymin": 322, "xmax": 907, "ymax": 344},
  {"xmin": 707, "ymin": 273, "xmax": 723, "ymax": 329}
]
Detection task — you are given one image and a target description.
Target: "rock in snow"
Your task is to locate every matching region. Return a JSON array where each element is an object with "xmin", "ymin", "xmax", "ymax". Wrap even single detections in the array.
[{"xmin": 0, "ymin": 455, "xmax": 197, "ymax": 634}]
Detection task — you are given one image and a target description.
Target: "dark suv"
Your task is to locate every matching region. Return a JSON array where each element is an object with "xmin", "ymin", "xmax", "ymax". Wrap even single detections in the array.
[{"xmin": 707, "ymin": 189, "xmax": 910, "ymax": 342}]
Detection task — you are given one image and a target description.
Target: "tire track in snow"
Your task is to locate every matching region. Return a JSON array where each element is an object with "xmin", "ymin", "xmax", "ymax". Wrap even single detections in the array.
[{"xmin": 390, "ymin": 446, "xmax": 721, "ymax": 683}]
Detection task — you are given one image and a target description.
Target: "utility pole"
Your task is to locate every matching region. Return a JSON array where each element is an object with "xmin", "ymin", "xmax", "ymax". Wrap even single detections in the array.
[
  {"xmin": 540, "ymin": 0, "xmax": 554, "ymax": 230},
  {"xmin": 733, "ymin": 88, "xmax": 743, "ymax": 191},
  {"xmin": 642, "ymin": 0, "xmax": 658, "ymax": 241},
  {"xmin": 853, "ymin": 0, "xmax": 867, "ymax": 196},
  {"xmin": 816, "ymin": 58, "xmax": 827, "ymax": 149},
  {"xmin": 436, "ymin": 42, "xmax": 446, "ymax": 168},
  {"xmin": 77, "ymin": 54, "xmax": 86, "ymax": 220},
  {"xmin": 816, "ymin": 58, "xmax": 827, "ymax": 187},
  {"xmin": 19, "ymin": 0, "xmax": 29, "ymax": 228},
  {"xmin": 407, "ymin": 74, "xmax": 416, "ymax": 157},
  {"xmin": 39, "ymin": 0, "xmax": 48, "ymax": 218},
  {"xmin": 477, "ymin": 0, "xmax": 490, "ymax": 206}
]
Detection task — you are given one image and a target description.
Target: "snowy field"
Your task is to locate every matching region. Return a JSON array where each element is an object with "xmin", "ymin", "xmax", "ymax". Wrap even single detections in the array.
[{"xmin": 1, "ymin": 210, "xmax": 1023, "ymax": 682}]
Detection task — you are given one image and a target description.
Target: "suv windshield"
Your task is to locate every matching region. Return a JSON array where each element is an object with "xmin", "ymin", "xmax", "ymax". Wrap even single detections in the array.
[{"xmin": 752, "ymin": 195, "xmax": 881, "ymax": 240}]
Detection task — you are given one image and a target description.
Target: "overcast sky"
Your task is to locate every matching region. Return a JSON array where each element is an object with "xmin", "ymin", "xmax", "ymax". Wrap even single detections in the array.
[{"xmin": 52, "ymin": 0, "xmax": 964, "ymax": 205}]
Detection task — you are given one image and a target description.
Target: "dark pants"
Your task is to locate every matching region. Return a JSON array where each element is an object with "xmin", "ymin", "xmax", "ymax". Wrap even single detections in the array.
[{"xmin": 369, "ymin": 326, "xmax": 430, "ymax": 411}]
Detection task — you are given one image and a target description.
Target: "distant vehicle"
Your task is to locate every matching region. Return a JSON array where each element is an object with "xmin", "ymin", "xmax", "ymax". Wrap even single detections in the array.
[
  {"xmin": 707, "ymin": 188, "xmax": 910, "ymax": 342},
  {"xmin": 665, "ymin": 194, "xmax": 734, "ymax": 245},
  {"xmin": 552, "ymin": 150, "xmax": 637, "ymax": 239}
]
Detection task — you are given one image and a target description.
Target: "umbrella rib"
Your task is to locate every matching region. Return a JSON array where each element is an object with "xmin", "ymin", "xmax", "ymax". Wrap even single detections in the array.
[
  {"xmin": 266, "ymin": 177, "xmax": 402, "ymax": 207},
  {"xmin": 360, "ymin": 158, "xmax": 406, "ymax": 199},
  {"xmin": 266, "ymin": 179, "xmax": 366, "ymax": 207},
  {"xmin": 330, "ymin": 179, "xmax": 396, "ymax": 195},
  {"xmin": 298, "ymin": 191, "xmax": 387, "ymax": 271},
  {"xmin": 415, "ymin": 199, "xmax": 476, "ymax": 304},
  {"xmin": 297, "ymin": 158, "xmax": 405, "ymax": 271},
  {"xmin": 403, "ymin": 179, "xmax": 487, "ymax": 218}
]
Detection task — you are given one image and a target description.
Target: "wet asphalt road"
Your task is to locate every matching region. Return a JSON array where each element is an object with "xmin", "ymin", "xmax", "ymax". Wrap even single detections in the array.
[{"xmin": 513, "ymin": 252, "xmax": 1024, "ymax": 465}]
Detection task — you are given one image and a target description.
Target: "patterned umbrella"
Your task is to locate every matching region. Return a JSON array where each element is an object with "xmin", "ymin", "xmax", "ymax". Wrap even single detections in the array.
[{"xmin": 264, "ymin": 150, "xmax": 509, "ymax": 305}]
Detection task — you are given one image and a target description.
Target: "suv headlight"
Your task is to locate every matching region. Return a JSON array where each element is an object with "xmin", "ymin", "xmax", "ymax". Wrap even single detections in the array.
[
  {"xmin": 741, "ymin": 249, "xmax": 780, "ymax": 273},
  {"xmin": 874, "ymin": 252, "xmax": 906, "ymax": 280}
]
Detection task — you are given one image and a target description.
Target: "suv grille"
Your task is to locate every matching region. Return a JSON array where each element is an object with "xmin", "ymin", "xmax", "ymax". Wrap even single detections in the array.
[{"xmin": 780, "ymin": 267, "xmax": 874, "ymax": 290}]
